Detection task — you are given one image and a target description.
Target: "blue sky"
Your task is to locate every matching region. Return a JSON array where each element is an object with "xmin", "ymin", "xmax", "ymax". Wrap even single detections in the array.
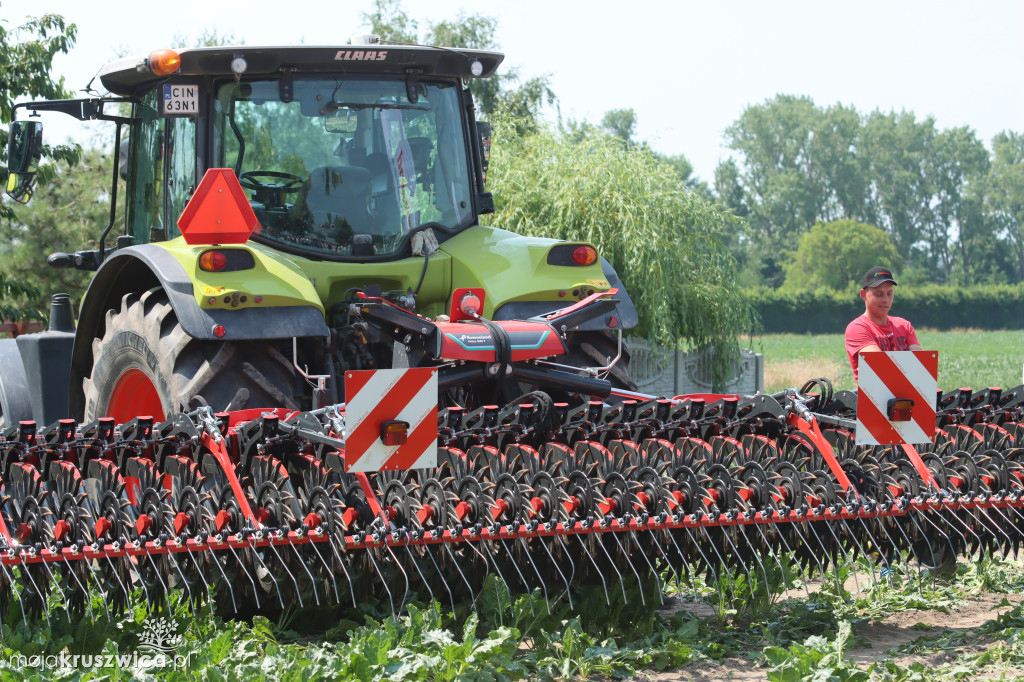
[{"xmin": 3, "ymin": 0, "xmax": 1022, "ymax": 181}]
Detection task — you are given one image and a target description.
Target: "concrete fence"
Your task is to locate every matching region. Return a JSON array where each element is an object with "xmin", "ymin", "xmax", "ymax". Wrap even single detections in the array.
[{"xmin": 624, "ymin": 339, "xmax": 764, "ymax": 398}]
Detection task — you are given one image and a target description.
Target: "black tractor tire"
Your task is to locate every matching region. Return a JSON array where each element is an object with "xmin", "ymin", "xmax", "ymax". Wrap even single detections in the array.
[
  {"xmin": 83, "ymin": 287, "xmax": 301, "ymax": 422},
  {"xmin": 565, "ymin": 330, "xmax": 638, "ymax": 392}
]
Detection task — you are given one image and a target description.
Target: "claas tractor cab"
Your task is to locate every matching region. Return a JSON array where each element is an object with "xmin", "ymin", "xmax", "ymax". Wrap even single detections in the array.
[{"xmin": 0, "ymin": 38, "xmax": 638, "ymax": 429}]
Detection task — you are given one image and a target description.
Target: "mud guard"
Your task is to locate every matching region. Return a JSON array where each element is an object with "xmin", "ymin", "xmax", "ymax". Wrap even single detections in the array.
[{"xmin": 68, "ymin": 244, "xmax": 329, "ymax": 420}]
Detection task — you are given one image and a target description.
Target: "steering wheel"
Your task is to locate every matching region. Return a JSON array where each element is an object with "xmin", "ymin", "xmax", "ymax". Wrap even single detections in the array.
[{"xmin": 239, "ymin": 170, "xmax": 305, "ymax": 208}]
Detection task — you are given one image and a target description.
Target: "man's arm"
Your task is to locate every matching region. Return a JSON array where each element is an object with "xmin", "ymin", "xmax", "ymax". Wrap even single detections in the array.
[
  {"xmin": 858, "ymin": 343, "xmax": 881, "ymax": 353},
  {"xmin": 908, "ymin": 343, "xmax": 923, "ymax": 351}
]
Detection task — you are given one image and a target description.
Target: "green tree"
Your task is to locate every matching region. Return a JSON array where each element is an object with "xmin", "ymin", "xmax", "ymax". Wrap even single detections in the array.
[
  {"xmin": 988, "ymin": 131, "xmax": 1024, "ymax": 280},
  {"xmin": 361, "ymin": 0, "xmax": 555, "ymax": 122},
  {"xmin": 0, "ymin": 148, "xmax": 114, "ymax": 316},
  {"xmin": 781, "ymin": 220, "xmax": 901, "ymax": 291},
  {"xmin": 600, "ymin": 108, "xmax": 637, "ymax": 146},
  {"xmin": 487, "ymin": 113, "xmax": 751, "ymax": 385},
  {"xmin": 0, "ymin": 12, "xmax": 80, "ymax": 222}
]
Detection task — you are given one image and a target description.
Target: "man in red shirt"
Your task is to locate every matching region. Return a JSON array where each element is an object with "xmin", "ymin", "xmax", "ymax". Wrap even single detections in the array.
[{"xmin": 845, "ymin": 266, "xmax": 923, "ymax": 382}]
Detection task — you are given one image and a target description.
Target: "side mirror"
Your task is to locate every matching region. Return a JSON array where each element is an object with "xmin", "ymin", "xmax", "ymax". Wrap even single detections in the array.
[
  {"xmin": 6, "ymin": 120, "xmax": 43, "ymax": 203},
  {"xmin": 477, "ymin": 121, "xmax": 491, "ymax": 177}
]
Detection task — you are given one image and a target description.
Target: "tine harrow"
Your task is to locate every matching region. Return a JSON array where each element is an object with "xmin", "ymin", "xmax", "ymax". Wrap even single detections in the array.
[{"xmin": 2, "ymin": 381, "xmax": 1024, "ymax": 621}]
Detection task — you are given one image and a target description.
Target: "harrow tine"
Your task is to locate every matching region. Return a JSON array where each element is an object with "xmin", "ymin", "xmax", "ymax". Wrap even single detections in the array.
[
  {"xmin": 76, "ymin": 554, "xmax": 110, "ymax": 621},
  {"xmin": 166, "ymin": 551, "xmax": 197, "ymax": 617},
  {"xmin": 737, "ymin": 523, "xmax": 771, "ymax": 595},
  {"xmin": 988, "ymin": 505, "xmax": 1021, "ymax": 559},
  {"xmin": 890, "ymin": 511, "xmax": 928, "ymax": 586},
  {"xmin": 498, "ymin": 537, "xmax": 534, "ymax": 615},
  {"xmin": 249, "ymin": 538, "xmax": 288, "ymax": 610},
  {"xmin": 650, "ymin": 528, "xmax": 682, "ymax": 594},
  {"xmin": 718, "ymin": 525, "xmax": 755, "ymax": 601},
  {"xmin": 480, "ymin": 538, "xmax": 515, "ymax": 617},
  {"xmin": 1, "ymin": 561, "xmax": 30, "ymax": 629},
  {"xmin": 910, "ymin": 508, "xmax": 957, "ymax": 577},
  {"xmin": 285, "ymin": 536, "xmax": 320, "ymax": 606},
  {"xmin": 380, "ymin": 537, "xmax": 410, "ymax": 614},
  {"xmin": 627, "ymin": 528, "xmax": 662, "ymax": 603},
  {"xmin": 564, "ymin": 532, "xmax": 606, "ymax": 605},
  {"xmin": 59, "ymin": 553, "xmax": 95, "ymax": 620},
  {"xmin": 821, "ymin": 517, "xmax": 861, "ymax": 594},
  {"xmin": 803, "ymin": 520, "xmax": 842, "ymax": 593},
  {"xmin": 402, "ymin": 541, "xmax": 438, "ymax": 612},
  {"xmin": 421, "ymin": 541, "xmax": 456, "ymax": 614},
  {"xmin": 974, "ymin": 506, "xmax": 1012, "ymax": 559},
  {"xmin": 35, "ymin": 552, "xmax": 69, "ymax": 623},
  {"xmin": 141, "ymin": 546, "xmax": 173, "ymax": 614},
  {"xmin": 537, "ymin": 533, "xmax": 574, "ymax": 610},
  {"xmin": 688, "ymin": 524, "xmax": 731, "ymax": 604},
  {"xmin": 517, "ymin": 535, "xmax": 551, "ymax": 614},
  {"xmin": 184, "ymin": 543, "xmax": 216, "ymax": 611},
  {"xmin": 838, "ymin": 515, "xmax": 877, "ymax": 588},
  {"xmin": 227, "ymin": 541, "xmax": 262, "ymax": 611},
  {"xmin": 99, "ymin": 548, "xmax": 133, "ymax": 612},
  {"xmin": 441, "ymin": 542, "xmax": 477, "ymax": 609},
  {"xmin": 753, "ymin": 521, "xmax": 791, "ymax": 596},
  {"xmin": 365, "ymin": 545, "xmax": 396, "ymax": 619},
  {"xmin": 599, "ymin": 530, "xmax": 636, "ymax": 604},
  {"xmin": 327, "ymin": 535, "xmax": 358, "ymax": 608},
  {"xmin": 306, "ymin": 537, "xmax": 339, "ymax": 604},
  {"xmin": 666, "ymin": 525, "xmax": 701, "ymax": 601},
  {"xmin": 554, "ymin": 533, "xmax": 579, "ymax": 588}
]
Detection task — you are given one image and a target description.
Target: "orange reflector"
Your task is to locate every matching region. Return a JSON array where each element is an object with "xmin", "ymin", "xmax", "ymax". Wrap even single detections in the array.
[
  {"xmin": 458, "ymin": 292, "xmax": 481, "ymax": 316},
  {"xmin": 572, "ymin": 245, "xmax": 598, "ymax": 266},
  {"xmin": 380, "ymin": 419, "xmax": 410, "ymax": 446},
  {"xmin": 199, "ymin": 250, "xmax": 228, "ymax": 272},
  {"xmin": 149, "ymin": 49, "xmax": 182, "ymax": 76},
  {"xmin": 886, "ymin": 397, "xmax": 915, "ymax": 422}
]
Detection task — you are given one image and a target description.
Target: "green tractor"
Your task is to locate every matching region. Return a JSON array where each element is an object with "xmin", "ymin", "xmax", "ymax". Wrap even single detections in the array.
[{"xmin": 0, "ymin": 38, "xmax": 637, "ymax": 429}]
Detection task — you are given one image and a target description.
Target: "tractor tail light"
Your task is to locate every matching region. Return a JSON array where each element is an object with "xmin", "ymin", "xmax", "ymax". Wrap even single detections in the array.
[
  {"xmin": 380, "ymin": 420, "xmax": 410, "ymax": 446},
  {"xmin": 199, "ymin": 250, "xmax": 228, "ymax": 272},
  {"xmin": 887, "ymin": 398, "xmax": 914, "ymax": 422},
  {"xmin": 572, "ymin": 245, "xmax": 598, "ymax": 266}
]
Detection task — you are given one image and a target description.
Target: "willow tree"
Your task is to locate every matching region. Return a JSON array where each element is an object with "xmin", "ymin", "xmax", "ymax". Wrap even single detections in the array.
[{"xmin": 486, "ymin": 115, "xmax": 751, "ymax": 386}]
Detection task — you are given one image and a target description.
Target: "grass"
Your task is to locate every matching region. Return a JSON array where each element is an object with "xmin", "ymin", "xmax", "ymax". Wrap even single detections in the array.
[{"xmin": 750, "ymin": 329, "xmax": 1024, "ymax": 394}]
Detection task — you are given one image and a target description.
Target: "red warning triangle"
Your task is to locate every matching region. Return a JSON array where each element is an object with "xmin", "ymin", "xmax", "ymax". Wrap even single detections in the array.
[{"xmin": 177, "ymin": 168, "xmax": 261, "ymax": 245}]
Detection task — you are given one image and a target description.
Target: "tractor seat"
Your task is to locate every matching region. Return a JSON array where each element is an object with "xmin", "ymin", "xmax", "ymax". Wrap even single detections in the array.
[{"xmin": 292, "ymin": 166, "xmax": 373, "ymax": 237}]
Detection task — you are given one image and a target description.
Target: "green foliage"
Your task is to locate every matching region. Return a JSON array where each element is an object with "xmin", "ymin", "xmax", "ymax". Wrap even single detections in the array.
[
  {"xmin": 600, "ymin": 108, "xmax": 637, "ymax": 146},
  {"xmin": 762, "ymin": 621, "xmax": 869, "ymax": 681},
  {"xmin": 719, "ymin": 95, "xmax": 1004, "ymax": 288},
  {"xmin": 0, "ymin": 148, "xmax": 115, "ymax": 317},
  {"xmin": 487, "ymin": 114, "xmax": 752, "ymax": 385},
  {"xmin": 782, "ymin": 220, "xmax": 902, "ymax": 290},
  {"xmin": 0, "ymin": 273, "xmax": 41, "ymax": 323},
  {"xmin": 746, "ymin": 283, "xmax": 1024, "ymax": 334},
  {"xmin": 360, "ymin": 1, "xmax": 555, "ymax": 122}
]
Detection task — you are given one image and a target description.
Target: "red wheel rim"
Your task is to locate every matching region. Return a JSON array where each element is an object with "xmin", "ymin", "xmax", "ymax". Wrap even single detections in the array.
[{"xmin": 108, "ymin": 368, "xmax": 165, "ymax": 423}]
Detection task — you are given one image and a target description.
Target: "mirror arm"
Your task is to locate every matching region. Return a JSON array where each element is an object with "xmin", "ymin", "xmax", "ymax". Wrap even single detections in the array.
[{"xmin": 97, "ymin": 122, "xmax": 125, "ymax": 261}]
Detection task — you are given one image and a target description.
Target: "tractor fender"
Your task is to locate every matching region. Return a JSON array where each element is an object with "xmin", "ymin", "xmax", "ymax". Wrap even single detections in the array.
[
  {"xmin": 0, "ymin": 338, "xmax": 33, "ymax": 426},
  {"xmin": 68, "ymin": 244, "xmax": 329, "ymax": 420},
  {"xmin": 491, "ymin": 258, "xmax": 639, "ymax": 332}
]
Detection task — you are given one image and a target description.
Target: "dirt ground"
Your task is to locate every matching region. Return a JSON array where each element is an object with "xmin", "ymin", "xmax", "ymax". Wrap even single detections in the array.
[{"xmin": 632, "ymin": 590, "xmax": 1024, "ymax": 681}]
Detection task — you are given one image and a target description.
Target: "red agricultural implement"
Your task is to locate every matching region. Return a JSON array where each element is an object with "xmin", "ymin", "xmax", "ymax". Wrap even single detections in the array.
[{"xmin": 2, "ymin": 370, "xmax": 1023, "ymax": 624}]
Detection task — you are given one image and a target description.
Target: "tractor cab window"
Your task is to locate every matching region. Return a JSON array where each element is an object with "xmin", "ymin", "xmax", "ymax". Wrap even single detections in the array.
[
  {"xmin": 213, "ymin": 77, "xmax": 473, "ymax": 259},
  {"xmin": 128, "ymin": 90, "xmax": 197, "ymax": 243}
]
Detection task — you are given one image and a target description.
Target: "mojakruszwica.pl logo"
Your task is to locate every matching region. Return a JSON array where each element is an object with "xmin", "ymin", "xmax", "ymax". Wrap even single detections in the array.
[{"xmin": 8, "ymin": 618, "xmax": 191, "ymax": 671}]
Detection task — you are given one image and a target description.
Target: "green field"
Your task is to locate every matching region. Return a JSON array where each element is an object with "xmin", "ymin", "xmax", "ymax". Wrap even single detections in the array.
[{"xmin": 751, "ymin": 329, "xmax": 1024, "ymax": 394}]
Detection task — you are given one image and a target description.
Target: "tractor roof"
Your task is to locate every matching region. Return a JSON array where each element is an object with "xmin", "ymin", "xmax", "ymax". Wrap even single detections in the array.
[{"xmin": 98, "ymin": 44, "xmax": 504, "ymax": 96}]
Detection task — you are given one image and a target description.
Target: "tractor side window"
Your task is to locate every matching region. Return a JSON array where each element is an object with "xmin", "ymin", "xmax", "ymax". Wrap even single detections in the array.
[
  {"xmin": 164, "ymin": 115, "xmax": 196, "ymax": 240},
  {"xmin": 129, "ymin": 91, "xmax": 165, "ymax": 244}
]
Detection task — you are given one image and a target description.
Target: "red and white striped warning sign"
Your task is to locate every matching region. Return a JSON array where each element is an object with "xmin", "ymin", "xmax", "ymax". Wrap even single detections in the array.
[
  {"xmin": 855, "ymin": 350, "xmax": 938, "ymax": 446},
  {"xmin": 344, "ymin": 368, "xmax": 438, "ymax": 472}
]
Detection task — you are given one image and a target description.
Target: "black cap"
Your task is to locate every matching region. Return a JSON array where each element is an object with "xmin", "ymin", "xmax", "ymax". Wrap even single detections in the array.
[{"xmin": 861, "ymin": 266, "xmax": 897, "ymax": 289}]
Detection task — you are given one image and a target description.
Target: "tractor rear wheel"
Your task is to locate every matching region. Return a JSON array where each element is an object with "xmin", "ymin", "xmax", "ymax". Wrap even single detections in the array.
[{"xmin": 83, "ymin": 287, "xmax": 301, "ymax": 423}]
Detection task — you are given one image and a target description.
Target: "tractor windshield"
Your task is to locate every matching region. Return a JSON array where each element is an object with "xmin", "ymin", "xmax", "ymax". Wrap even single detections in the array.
[{"xmin": 213, "ymin": 77, "xmax": 473, "ymax": 258}]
